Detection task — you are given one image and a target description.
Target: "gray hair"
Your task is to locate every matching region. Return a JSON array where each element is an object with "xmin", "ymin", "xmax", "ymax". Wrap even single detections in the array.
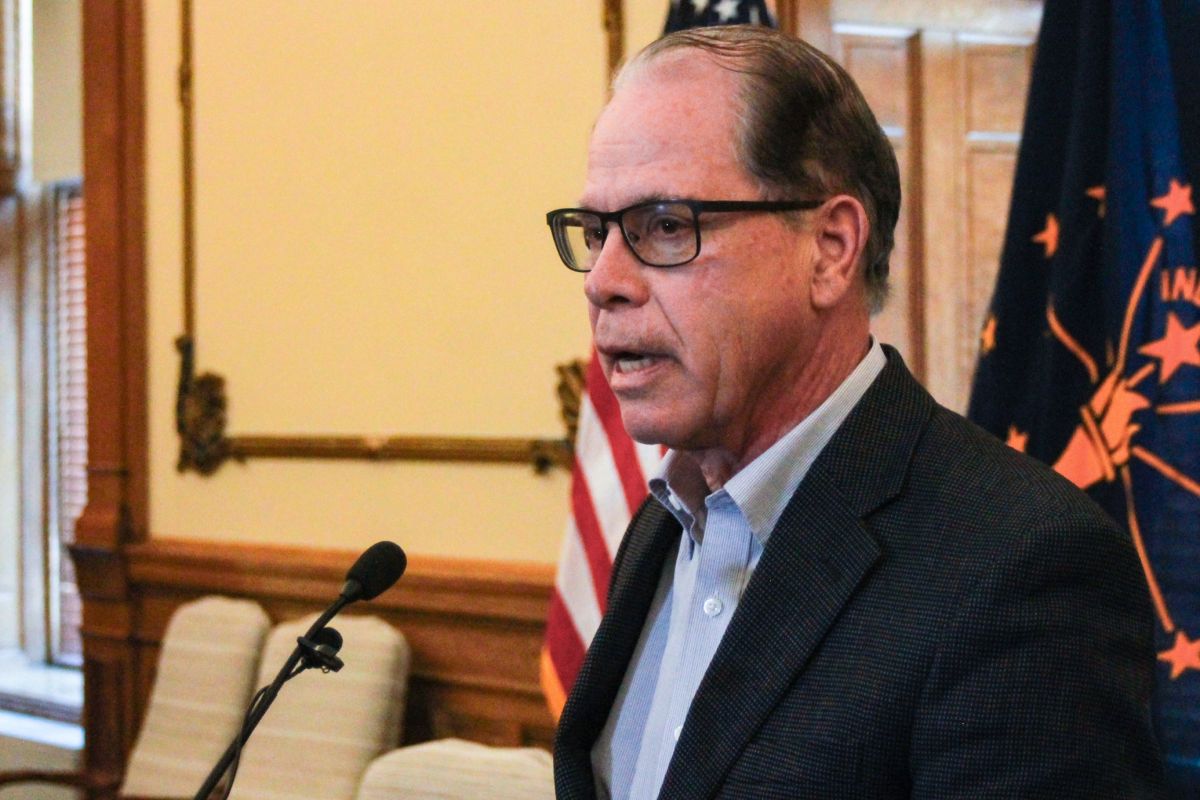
[{"xmin": 615, "ymin": 26, "xmax": 900, "ymax": 313}]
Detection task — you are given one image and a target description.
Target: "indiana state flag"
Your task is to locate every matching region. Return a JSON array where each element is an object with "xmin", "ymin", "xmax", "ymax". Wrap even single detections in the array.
[{"xmin": 968, "ymin": 0, "xmax": 1200, "ymax": 789}]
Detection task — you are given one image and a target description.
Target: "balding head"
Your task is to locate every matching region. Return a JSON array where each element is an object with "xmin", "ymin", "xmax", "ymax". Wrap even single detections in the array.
[{"xmin": 613, "ymin": 26, "xmax": 900, "ymax": 313}]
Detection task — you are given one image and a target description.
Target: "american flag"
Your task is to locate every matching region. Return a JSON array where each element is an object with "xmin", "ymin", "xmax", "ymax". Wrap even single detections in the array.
[
  {"xmin": 664, "ymin": 0, "xmax": 776, "ymax": 32},
  {"xmin": 541, "ymin": 355, "xmax": 663, "ymax": 717}
]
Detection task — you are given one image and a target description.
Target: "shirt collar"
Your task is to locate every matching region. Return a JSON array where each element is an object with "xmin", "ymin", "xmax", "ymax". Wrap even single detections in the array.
[{"xmin": 649, "ymin": 337, "xmax": 886, "ymax": 545}]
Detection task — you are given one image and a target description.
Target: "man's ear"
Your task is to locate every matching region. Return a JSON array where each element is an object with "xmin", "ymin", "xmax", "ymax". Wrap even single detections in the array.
[{"xmin": 810, "ymin": 195, "xmax": 868, "ymax": 309}]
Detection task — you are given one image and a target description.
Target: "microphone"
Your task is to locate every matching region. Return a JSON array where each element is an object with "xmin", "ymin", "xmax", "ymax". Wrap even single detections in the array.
[
  {"xmin": 193, "ymin": 541, "xmax": 407, "ymax": 800},
  {"xmin": 341, "ymin": 540, "xmax": 407, "ymax": 602}
]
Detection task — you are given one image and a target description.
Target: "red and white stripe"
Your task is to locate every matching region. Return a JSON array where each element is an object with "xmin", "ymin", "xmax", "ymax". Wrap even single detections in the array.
[{"xmin": 541, "ymin": 354, "xmax": 664, "ymax": 718}]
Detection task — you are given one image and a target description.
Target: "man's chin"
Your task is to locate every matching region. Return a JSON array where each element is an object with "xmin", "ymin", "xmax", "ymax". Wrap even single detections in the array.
[{"xmin": 619, "ymin": 410, "xmax": 691, "ymax": 451}]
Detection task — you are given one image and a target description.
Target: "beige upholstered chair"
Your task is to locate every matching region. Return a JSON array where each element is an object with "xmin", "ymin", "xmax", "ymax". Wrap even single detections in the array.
[
  {"xmin": 0, "ymin": 595, "xmax": 270, "ymax": 799},
  {"xmin": 354, "ymin": 738, "xmax": 554, "ymax": 800},
  {"xmin": 226, "ymin": 613, "xmax": 410, "ymax": 800},
  {"xmin": 120, "ymin": 596, "xmax": 271, "ymax": 798}
]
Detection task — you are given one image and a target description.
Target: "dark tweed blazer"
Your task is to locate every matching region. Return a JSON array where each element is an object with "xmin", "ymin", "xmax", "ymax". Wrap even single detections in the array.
[{"xmin": 554, "ymin": 348, "xmax": 1164, "ymax": 799}]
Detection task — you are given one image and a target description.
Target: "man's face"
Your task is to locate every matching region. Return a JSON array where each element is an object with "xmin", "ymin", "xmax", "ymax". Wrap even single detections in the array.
[{"xmin": 582, "ymin": 54, "xmax": 823, "ymax": 460}]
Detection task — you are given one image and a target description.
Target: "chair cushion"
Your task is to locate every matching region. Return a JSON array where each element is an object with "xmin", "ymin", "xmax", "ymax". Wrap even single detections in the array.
[
  {"xmin": 355, "ymin": 738, "xmax": 553, "ymax": 800},
  {"xmin": 121, "ymin": 595, "xmax": 270, "ymax": 797}
]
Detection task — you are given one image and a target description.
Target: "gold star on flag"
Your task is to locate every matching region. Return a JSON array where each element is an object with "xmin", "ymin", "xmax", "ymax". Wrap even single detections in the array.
[
  {"xmin": 1032, "ymin": 213, "xmax": 1059, "ymax": 258},
  {"xmin": 1138, "ymin": 312, "xmax": 1200, "ymax": 383},
  {"xmin": 1150, "ymin": 179, "xmax": 1194, "ymax": 226},
  {"xmin": 980, "ymin": 314, "xmax": 997, "ymax": 354},
  {"xmin": 1159, "ymin": 630, "xmax": 1200, "ymax": 680},
  {"xmin": 1006, "ymin": 426, "xmax": 1028, "ymax": 453}
]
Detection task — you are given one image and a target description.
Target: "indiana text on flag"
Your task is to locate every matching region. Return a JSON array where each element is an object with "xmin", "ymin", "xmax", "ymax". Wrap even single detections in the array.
[
  {"xmin": 540, "ymin": 0, "xmax": 778, "ymax": 721},
  {"xmin": 968, "ymin": 0, "xmax": 1200, "ymax": 790}
]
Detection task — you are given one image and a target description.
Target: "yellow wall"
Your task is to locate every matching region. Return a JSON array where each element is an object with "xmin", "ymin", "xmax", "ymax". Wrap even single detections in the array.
[{"xmin": 145, "ymin": 2, "xmax": 613, "ymax": 562}]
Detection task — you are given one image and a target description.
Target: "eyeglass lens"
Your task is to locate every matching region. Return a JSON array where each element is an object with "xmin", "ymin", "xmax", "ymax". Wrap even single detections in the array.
[{"xmin": 554, "ymin": 202, "xmax": 699, "ymax": 271}]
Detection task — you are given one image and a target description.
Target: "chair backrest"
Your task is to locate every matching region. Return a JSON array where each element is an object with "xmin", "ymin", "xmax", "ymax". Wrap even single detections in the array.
[
  {"xmin": 227, "ymin": 613, "xmax": 410, "ymax": 800},
  {"xmin": 120, "ymin": 595, "xmax": 271, "ymax": 798},
  {"xmin": 354, "ymin": 738, "xmax": 554, "ymax": 800}
]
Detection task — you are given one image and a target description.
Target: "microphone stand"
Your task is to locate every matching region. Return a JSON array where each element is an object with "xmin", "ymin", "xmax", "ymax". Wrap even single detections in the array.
[{"xmin": 191, "ymin": 597, "xmax": 349, "ymax": 800}]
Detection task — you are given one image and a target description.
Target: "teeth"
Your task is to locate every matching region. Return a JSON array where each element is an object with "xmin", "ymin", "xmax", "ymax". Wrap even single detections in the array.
[{"xmin": 614, "ymin": 354, "xmax": 655, "ymax": 373}]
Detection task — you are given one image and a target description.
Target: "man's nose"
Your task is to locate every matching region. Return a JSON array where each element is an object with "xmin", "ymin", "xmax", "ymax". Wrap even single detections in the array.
[{"xmin": 584, "ymin": 228, "xmax": 650, "ymax": 308}]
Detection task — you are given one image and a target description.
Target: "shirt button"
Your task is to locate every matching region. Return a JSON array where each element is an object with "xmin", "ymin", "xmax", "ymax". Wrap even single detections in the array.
[
  {"xmin": 702, "ymin": 595, "xmax": 723, "ymax": 617},
  {"xmin": 673, "ymin": 725, "xmax": 683, "ymax": 741}
]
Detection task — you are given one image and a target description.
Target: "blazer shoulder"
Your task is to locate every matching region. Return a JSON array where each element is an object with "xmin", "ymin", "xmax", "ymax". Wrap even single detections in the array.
[{"xmin": 909, "ymin": 403, "xmax": 1125, "ymax": 544}]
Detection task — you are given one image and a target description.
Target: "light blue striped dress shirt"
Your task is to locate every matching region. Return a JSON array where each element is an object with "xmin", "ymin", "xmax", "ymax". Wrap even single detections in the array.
[{"xmin": 591, "ymin": 338, "xmax": 886, "ymax": 800}]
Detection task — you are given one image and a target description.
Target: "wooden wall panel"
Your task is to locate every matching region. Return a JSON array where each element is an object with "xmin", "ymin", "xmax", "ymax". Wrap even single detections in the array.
[
  {"xmin": 964, "ymin": 43, "xmax": 1033, "ymax": 134},
  {"xmin": 831, "ymin": 16, "xmax": 1035, "ymax": 411},
  {"xmin": 959, "ymin": 41, "xmax": 1032, "ymax": 409},
  {"xmin": 909, "ymin": 30, "xmax": 964, "ymax": 409},
  {"xmin": 836, "ymin": 28, "xmax": 924, "ymax": 377}
]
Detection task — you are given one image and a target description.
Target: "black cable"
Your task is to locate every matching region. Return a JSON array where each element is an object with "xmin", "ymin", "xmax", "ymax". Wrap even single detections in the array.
[
  {"xmin": 213, "ymin": 685, "xmax": 268, "ymax": 800},
  {"xmin": 213, "ymin": 661, "xmax": 307, "ymax": 800}
]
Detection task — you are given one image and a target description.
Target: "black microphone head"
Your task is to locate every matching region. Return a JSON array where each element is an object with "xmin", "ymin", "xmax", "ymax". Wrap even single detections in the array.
[{"xmin": 342, "ymin": 541, "xmax": 407, "ymax": 601}]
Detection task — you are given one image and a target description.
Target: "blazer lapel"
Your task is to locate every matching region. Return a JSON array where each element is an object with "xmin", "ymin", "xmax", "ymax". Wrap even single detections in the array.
[
  {"xmin": 657, "ymin": 347, "xmax": 935, "ymax": 799},
  {"xmin": 555, "ymin": 498, "xmax": 681, "ymax": 797}
]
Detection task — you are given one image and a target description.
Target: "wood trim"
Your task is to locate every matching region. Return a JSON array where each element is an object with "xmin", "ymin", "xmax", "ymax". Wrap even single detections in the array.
[
  {"xmin": 124, "ymin": 538, "xmax": 555, "ymax": 625},
  {"xmin": 76, "ymin": 2, "xmax": 146, "ymax": 798},
  {"xmin": 914, "ymin": 28, "xmax": 964, "ymax": 409},
  {"xmin": 903, "ymin": 31, "xmax": 928, "ymax": 381},
  {"xmin": 226, "ymin": 434, "xmax": 572, "ymax": 472},
  {"xmin": 831, "ymin": 0, "xmax": 1043, "ymax": 36},
  {"xmin": 79, "ymin": 0, "xmax": 146, "ymax": 551},
  {"xmin": 778, "ymin": 0, "xmax": 833, "ymax": 53}
]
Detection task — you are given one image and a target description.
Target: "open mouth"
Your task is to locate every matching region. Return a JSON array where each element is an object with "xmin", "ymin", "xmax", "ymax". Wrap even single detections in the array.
[{"xmin": 612, "ymin": 352, "xmax": 661, "ymax": 374}]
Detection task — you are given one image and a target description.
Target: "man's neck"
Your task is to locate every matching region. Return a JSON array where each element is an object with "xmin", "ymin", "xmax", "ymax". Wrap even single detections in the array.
[{"xmin": 691, "ymin": 330, "xmax": 873, "ymax": 491}]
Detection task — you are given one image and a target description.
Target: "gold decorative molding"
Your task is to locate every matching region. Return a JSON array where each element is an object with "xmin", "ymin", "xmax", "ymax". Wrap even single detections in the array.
[
  {"xmin": 227, "ymin": 433, "xmax": 573, "ymax": 473},
  {"xmin": 173, "ymin": 334, "xmax": 229, "ymax": 474},
  {"xmin": 173, "ymin": 352, "xmax": 582, "ymax": 474},
  {"xmin": 172, "ymin": 1, "xmax": 590, "ymax": 475},
  {"xmin": 171, "ymin": 351, "xmax": 583, "ymax": 473},
  {"xmin": 603, "ymin": 0, "xmax": 625, "ymax": 80},
  {"xmin": 556, "ymin": 359, "xmax": 587, "ymax": 449}
]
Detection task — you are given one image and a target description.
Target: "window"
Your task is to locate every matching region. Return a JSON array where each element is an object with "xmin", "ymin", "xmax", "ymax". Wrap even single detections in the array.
[
  {"xmin": 47, "ymin": 182, "xmax": 86, "ymax": 666},
  {"xmin": 0, "ymin": 0, "xmax": 84, "ymax": 723}
]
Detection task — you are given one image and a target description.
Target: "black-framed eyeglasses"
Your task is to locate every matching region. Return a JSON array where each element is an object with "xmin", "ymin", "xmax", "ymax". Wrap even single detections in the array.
[{"xmin": 545, "ymin": 198, "xmax": 825, "ymax": 272}]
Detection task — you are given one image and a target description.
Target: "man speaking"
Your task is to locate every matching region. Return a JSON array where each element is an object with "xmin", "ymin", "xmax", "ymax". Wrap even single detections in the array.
[{"xmin": 547, "ymin": 25, "xmax": 1164, "ymax": 799}]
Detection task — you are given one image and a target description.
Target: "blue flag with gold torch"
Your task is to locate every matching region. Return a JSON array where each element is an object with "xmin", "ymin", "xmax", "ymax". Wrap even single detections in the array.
[{"xmin": 968, "ymin": 0, "xmax": 1200, "ymax": 789}]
